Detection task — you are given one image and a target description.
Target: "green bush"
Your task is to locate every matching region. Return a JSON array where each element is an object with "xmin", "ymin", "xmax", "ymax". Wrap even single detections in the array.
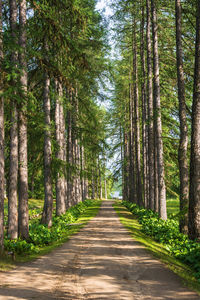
[
  {"xmin": 4, "ymin": 199, "xmax": 96, "ymax": 255},
  {"xmin": 122, "ymin": 200, "xmax": 200, "ymax": 281},
  {"xmin": 4, "ymin": 239, "xmax": 38, "ymax": 255}
]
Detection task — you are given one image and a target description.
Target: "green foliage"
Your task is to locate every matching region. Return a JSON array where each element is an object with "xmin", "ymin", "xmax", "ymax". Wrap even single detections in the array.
[
  {"xmin": 4, "ymin": 199, "xmax": 98, "ymax": 255},
  {"xmin": 122, "ymin": 200, "xmax": 200, "ymax": 281}
]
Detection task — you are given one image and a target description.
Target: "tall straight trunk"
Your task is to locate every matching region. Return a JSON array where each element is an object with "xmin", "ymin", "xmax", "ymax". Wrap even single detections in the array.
[
  {"xmin": 99, "ymin": 158, "xmax": 102, "ymax": 199},
  {"xmin": 62, "ymin": 95, "xmax": 67, "ymax": 207},
  {"xmin": 146, "ymin": 0, "xmax": 154, "ymax": 210},
  {"xmin": 133, "ymin": 18, "xmax": 143, "ymax": 207},
  {"xmin": 175, "ymin": 0, "xmax": 189, "ymax": 234},
  {"xmin": 104, "ymin": 159, "xmax": 107, "ymax": 199},
  {"xmin": 67, "ymin": 90, "xmax": 73, "ymax": 208},
  {"xmin": 92, "ymin": 168, "xmax": 95, "ymax": 199},
  {"xmin": 0, "ymin": 0, "xmax": 4, "ymax": 251},
  {"xmin": 71, "ymin": 88, "xmax": 79, "ymax": 204},
  {"xmin": 85, "ymin": 177, "xmax": 88, "ymax": 199},
  {"xmin": 41, "ymin": 73, "xmax": 53, "ymax": 227},
  {"xmin": 188, "ymin": 0, "xmax": 200, "ymax": 240},
  {"xmin": 120, "ymin": 125, "xmax": 125, "ymax": 200},
  {"xmin": 55, "ymin": 80, "xmax": 66, "ymax": 215},
  {"xmin": 80, "ymin": 144, "xmax": 84, "ymax": 201},
  {"xmin": 153, "ymin": 141, "xmax": 159, "ymax": 212},
  {"xmin": 96, "ymin": 165, "xmax": 99, "ymax": 198},
  {"xmin": 8, "ymin": 0, "xmax": 18, "ymax": 240},
  {"xmin": 75, "ymin": 140, "xmax": 81, "ymax": 203},
  {"xmin": 140, "ymin": 1, "xmax": 148, "ymax": 208},
  {"xmin": 151, "ymin": 0, "xmax": 167, "ymax": 220},
  {"xmin": 18, "ymin": 0, "xmax": 29, "ymax": 239},
  {"xmin": 124, "ymin": 128, "xmax": 130, "ymax": 201},
  {"xmin": 104, "ymin": 179, "xmax": 107, "ymax": 199},
  {"xmin": 129, "ymin": 81, "xmax": 136, "ymax": 203},
  {"xmin": 75, "ymin": 87, "xmax": 81, "ymax": 203}
]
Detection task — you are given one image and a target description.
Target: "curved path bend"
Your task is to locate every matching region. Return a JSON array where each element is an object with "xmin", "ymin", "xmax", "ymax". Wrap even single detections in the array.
[{"xmin": 0, "ymin": 200, "xmax": 199, "ymax": 300}]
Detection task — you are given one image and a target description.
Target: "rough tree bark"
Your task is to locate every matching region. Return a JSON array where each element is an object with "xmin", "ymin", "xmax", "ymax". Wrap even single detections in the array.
[
  {"xmin": 0, "ymin": 0, "xmax": 4, "ymax": 251},
  {"xmin": 129, "ymin": 81, "xmax": 136, "ymax": 203},
  {"xmin": 133, "ymin": 17, "xmax": 143, "ymax": 207},
  {"xmin": 124, "ymin": 126, "xmax": 130, "ymax": 201},
  {"xmin": 104, "ymin": 158, "xmax": 107, "ymax": 199},
  {"xmin": 55, "ymin": 80, "xmax": 66, "ymax": 215},
  {"xmin": 18, "ymin": 0, "xmax": 29, "ymax": 239},
  {"xmin": 140, "ymin": 1, "xmax": 148, "ymax": 208},
  {"xmin": 67, "ymin": 88, "xmax": 73, "ymax": 208},
  {"xmin": 99, "ymin": 157, "xmax": 103, "ymax": 200},
  {"xmin": 188, "ymin": 0, "xmax": 200, "ymax": 240},
  {"xmin": 146, "ymin": 0, "xmax": 154, "ymax": 210},
  {"xmin": 151, "ymin": 0, "xmax": 167, "ymax": 220},
  {"xmin": 92, "ymin": 168, "xmax": 95, "ymax": 199},
  {"xmin": 175, "ymin": 0, "xmax": 189, "ymax": 234},
  {"xmin": 41, "ymin": 73, "xmax": 53, "ymax": 227},
  {"xmin": 80, "ymin": 144, "xmax": 85, "ymax": 201},
  {"xmin": 8, "ymin": 0, "xmax": 18, "ymax": 240}
]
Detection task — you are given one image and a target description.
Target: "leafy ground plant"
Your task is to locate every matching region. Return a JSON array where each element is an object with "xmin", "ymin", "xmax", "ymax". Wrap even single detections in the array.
[
  {"xmin": 121, "ymin": 201, "xmax": 200, "ymax": 281},
  {"xmin": 1, "ymin": 199, "xmax": 101, "ymax": 269}
]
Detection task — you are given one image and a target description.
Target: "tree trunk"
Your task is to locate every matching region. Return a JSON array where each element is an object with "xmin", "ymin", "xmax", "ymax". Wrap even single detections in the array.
[
  {"xmin": 120, "ymin": 125, "xmax": 125, "ymax": 200},
  {"xmin": 129, "ymin": 81, "xmax": 136, "ymax": 202},
  {"xmin": 104, "ymin": 159, "xmax": 107, "ymax": 199},
  {"xmin": 175, "ymin": 0, "xmax": 189, "ymax": 234},
  {"xmin": 146, "ymin": 0, "xmax": 154, "ymax": 210},
  {"xmin": 8, "ymin": 0, "xmax": 18, "ymax": 240},
  {"xmin": 104, "ymin": 179, "xmax": 107, "ymax": 199},
  {"xmin": 61, "ymin": 89, "xmax": 67, "ymax": 207},
  {"xmin": 99, "ymin": 158, "xmax": 103, "ymax": 199},
  {"xmin": 55, "ymin": 80, "xmax": 66, "ymax": 215},
  {"xmin": 124, "ymin": 128, "xmax": 130, "ymax": 201},
  {"xmin": 188, "ymin": 0, "xmax": 200, "ymax": 240},
  {"xmin": 133, "ymin": 17, "xmax": 143, "ymax": 207},
  {"xmin": 140, "ymin": 1, "xmax": 148, "ymax": 208},
  {"xmin": 151, "ymin": 0, "xmax": 167, "ymax": 220},
  {"xmin": 92, "ymin": 168, "xmax": 95, "ymax": 199},
  {"xmin": 80, "ymin": 144, "xmax": 84, "ymax": 201},
  {"xmin": 0, "ymin": 0, "xmax": 4, "ymax": 251},
  {"xmin": 18, "ymin": 0, "xmax": 29, "ymax": 239},
  {"xmin": 67, "ymin": 89, "xmax": 73, "ymax": 208},
  {"xmin": 41, "ymin": 73, "xmax": 53, "ymax": 227}
]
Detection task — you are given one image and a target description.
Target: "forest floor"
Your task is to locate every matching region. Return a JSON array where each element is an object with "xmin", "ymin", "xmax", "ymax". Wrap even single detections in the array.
[{"xmin": 0, "ymin": 200, "xmax": 199, "ymax": 300}]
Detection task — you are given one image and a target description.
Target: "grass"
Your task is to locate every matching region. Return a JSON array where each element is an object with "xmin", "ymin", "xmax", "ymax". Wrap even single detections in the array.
[
  {"xmin": 0, "ymin": 199, "xmax": 102, "ymax": 270},
  {"xmin": 113, "ymin": 200, "xmax": 200, "ymax": 295},
  {"xmin": 167, "ymin": 198, "xmax": 179, "ymax": 216}
]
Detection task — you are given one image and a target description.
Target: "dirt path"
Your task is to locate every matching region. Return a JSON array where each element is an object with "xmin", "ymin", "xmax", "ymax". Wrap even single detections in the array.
[{"xmin": 0, "ymin": 201, "xmax": 199, "ymax": 300}]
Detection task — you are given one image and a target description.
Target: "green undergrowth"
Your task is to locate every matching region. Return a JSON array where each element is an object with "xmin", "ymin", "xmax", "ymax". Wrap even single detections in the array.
[
  {"xmin": 167, "ymin": 198, "xmax": 179, "ymax": 216},
  {"xmin": 114, "ymin": 200, "xmax": 200, "ymax": 295},
  {"xmin": 0, "ymin": 199, "xmax": 101, "ymax": 270}
]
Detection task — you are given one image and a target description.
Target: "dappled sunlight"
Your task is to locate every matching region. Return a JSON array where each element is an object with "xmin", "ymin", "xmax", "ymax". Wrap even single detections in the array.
[{"xmin": 0, "ymin": 200, "xmax": 199, "ymax": 299}]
